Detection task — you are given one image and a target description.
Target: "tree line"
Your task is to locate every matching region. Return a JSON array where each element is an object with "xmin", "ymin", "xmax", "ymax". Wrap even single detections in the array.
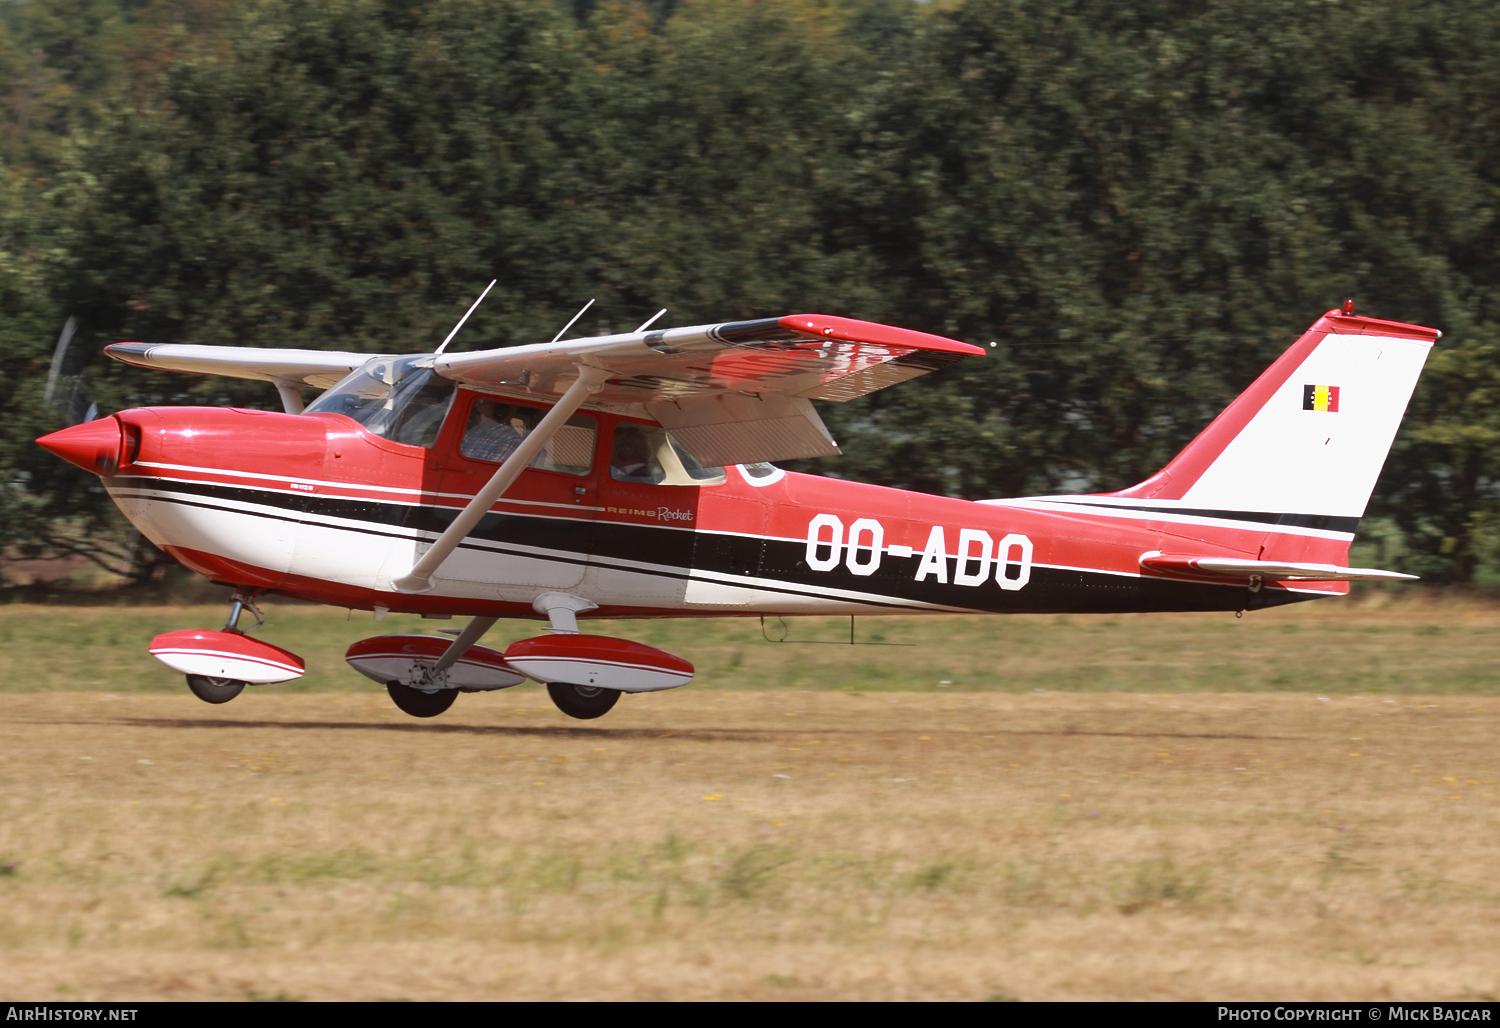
[{"xmin": 3, "ymin": 0, "xmax": 1499, "ymax": 585}]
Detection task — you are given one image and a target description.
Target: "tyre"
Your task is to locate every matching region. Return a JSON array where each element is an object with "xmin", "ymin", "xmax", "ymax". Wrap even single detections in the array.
[
  {"xmin": 186, "ymin": 675, "xmax": 246, "ymax": 704},
  {"xmin": 546, "ymin": 682, "xmax": 621, "ymax": 720},
  {"xmin": 386, "ymin": 680, "xmax": 457, "ymax": 718}
]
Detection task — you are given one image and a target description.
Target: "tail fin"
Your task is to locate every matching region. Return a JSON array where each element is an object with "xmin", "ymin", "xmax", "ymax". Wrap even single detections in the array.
[{"xmin": 1109, "ymin": 308, "xmax": 1437, "ymax": 521}]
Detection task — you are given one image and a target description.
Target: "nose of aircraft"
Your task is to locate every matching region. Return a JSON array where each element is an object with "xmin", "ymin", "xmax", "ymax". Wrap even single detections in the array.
[{"xmin": 36, "ymin": 418, "xmax": 123, "ymax": 476}]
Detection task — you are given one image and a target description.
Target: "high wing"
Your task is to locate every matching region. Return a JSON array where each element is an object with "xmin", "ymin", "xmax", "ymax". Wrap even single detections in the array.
[
  {"xmin": 107, "ymin": 314, "xmax": 985, "ymax": 467},
  {"xmin": 432, "ymin": 313, "xmax": 984, "ymax": 466},
  {"xmin": 104, "ymin": 343, "xmax": 387, "ymax": 390},
  {"xmin": 104, "ymin": 343, "xmax": 393, "ymax": 415}
]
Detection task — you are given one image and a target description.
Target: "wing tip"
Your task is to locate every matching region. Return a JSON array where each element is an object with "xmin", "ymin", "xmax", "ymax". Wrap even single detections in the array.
[
  {"xmin": 104, "ymin": 342, "xmax": 152, "ymax": 365},
  {"xmin": 777, "ymin": 314, "xmax": 987, "ymax": 356}
]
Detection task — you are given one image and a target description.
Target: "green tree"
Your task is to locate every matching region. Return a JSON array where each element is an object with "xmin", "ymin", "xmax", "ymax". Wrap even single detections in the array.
[
  {"xmin": 794, "ymin": 0, "xmax": 1500, "ymax": 588},
  {"xmin": 575, "ymin": 0, "xmax": 883, "ymax": 326},
  {"xmin": 0, "ymin": 158, "xmax": 139, "ymax": 578}
]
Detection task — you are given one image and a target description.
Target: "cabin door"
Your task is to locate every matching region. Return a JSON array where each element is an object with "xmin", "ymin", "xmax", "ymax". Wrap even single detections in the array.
[{"xmin": 435, "ymin": 392, "xmax": 602, "ymax": 592}]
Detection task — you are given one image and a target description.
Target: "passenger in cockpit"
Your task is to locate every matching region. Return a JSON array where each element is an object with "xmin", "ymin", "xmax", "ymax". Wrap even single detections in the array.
[{"xmin": 463, "ymin": 399, "xmax": 525, "ymax": 463}]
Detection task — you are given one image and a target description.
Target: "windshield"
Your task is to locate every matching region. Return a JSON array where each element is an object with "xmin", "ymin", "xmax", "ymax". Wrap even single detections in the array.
[{"xmin": 304, "ymin": 356, "xmax": 457, "ymax": 448}]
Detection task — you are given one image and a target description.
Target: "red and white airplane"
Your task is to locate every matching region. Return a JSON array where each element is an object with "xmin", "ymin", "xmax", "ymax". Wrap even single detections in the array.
[{"xmin": 37, "ymin": 302, "xmax": 1433, "ymax": 719}]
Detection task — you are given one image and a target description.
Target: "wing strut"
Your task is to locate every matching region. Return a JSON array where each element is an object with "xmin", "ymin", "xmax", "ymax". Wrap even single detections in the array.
[{"xmin": 393, "ymin": 365, "xmax": 610, "ymax": 594}]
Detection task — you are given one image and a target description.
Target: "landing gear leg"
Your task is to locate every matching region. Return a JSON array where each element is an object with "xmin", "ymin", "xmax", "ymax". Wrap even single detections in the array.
[
  {"xmin": 225, "ymin": 591, "xmax": 265, "ymax": 633},
  {"xmin": 546, "ymin": 683, "xmax": 620, "ymax": 720}
]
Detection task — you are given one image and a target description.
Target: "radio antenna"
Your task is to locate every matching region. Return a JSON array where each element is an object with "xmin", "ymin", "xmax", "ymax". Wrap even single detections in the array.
[
  {"xmin": 550, "ymin": 298, "xmax": 596, "ymax": 344},
  {"xmin": 634, "ymin": 308, "xmax": 667, "ymax": 333},
  {"xmin": 435, "ymin": 279, "xmax": 496, "ymax": 354}
]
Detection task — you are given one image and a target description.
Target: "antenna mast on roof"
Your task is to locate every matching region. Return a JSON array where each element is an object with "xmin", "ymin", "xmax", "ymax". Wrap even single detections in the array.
[
  {"xmin": 435, "ymin": 280, "xmax": 496, "ymax": 354},
  {"xmin": 550, "ymin": 299, "xmax": 596, "ymax": 344},
  {"xmin": 634, "ymin": 308, "xmax": 667, "ymax": 332}
]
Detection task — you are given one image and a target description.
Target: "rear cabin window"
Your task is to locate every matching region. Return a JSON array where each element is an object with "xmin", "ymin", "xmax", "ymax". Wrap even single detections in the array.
[
  {"xmin": 609, "ymin": 423, "xmax": 725, "ymax": 486},
  {"xmin": 460, "ymin": 398, "xmax": 597, "ymax": 476}
]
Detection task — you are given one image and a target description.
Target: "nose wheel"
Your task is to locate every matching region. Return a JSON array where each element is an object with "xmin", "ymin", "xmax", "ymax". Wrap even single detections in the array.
[
  {"xmin": 546, "ymin": 682, "xmax": 620, "ymax": 720},
  {"xmin": 186, "ymin": 675, "xmax": 246, "ymax": 704},
  {"xmin": 386, "ymin": 681, "xmax": 458, "ymax": 718}
]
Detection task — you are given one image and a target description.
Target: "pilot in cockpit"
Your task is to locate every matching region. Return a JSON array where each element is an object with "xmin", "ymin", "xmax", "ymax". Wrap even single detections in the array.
[{"xmin": 610, "ymin": 424, "xmax": 665, "ymax": 484}]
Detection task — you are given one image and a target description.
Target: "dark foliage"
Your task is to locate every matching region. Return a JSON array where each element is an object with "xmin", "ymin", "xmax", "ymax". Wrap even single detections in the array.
[{"xmin": 2, "ymin": 0, "xmax": 1498, "ymax": 583}]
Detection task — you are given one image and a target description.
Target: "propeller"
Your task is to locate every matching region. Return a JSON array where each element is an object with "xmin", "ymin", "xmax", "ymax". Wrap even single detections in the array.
[{"xmin": 43, "ymin": 314, "xmax": 101, "ymax": 425}]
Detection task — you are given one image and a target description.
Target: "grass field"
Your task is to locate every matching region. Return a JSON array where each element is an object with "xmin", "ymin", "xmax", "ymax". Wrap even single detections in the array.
[
  {"xmin": 1, "ymin": 597, "xmax": 1498, "ymax": 1000},
  {"xmin": 6, "ymin": 590, "xmax": 1500, "ymax": 695}
]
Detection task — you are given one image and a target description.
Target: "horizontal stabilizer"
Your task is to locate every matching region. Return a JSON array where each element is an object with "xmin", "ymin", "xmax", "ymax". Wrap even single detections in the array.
[{"xmin": 1139, "ymin": 551, "xmax": 1418, "ymax": 583}]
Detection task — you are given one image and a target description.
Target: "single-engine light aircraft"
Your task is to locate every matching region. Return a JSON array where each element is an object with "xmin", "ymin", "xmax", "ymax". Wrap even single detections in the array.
[{"xmin": 37, "ymin": 303, "xmax": 1433, "ymax": 719}]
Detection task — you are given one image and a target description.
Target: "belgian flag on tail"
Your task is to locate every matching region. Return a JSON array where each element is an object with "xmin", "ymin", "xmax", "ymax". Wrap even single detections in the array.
[{"xmin": 1302, "ymin": 384, "xmax": 1340, "ymax": 412}]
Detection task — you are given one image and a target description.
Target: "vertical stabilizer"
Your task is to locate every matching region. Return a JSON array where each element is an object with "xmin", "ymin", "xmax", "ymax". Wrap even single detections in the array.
[{"xmin": 1109, "ymin": 309, "xmax": 1437, "ymax": 520}]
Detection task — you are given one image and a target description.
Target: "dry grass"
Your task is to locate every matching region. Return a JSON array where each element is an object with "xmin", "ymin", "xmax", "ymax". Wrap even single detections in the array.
[{"xmin": 2, "ymin": 685, "xmax": 1499, "ymax": 1001}]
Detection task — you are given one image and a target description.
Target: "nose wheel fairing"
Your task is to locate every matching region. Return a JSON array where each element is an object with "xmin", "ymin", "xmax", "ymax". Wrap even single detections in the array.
[{"xmin": 148, "ymin": 628, "xmax": 305, "ymax": 684}]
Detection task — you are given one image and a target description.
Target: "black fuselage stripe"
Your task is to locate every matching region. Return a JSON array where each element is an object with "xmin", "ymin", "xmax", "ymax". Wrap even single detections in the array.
[
  {"xmin": 111, "ymin": 489, "xmax": 937, "ymax": 611},
  {"xmin": 110, "ymin": 476, "xmax": 1321, "ymax": 615}
]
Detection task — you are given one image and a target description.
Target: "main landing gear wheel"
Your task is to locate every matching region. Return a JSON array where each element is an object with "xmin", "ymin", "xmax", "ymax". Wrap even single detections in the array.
[
  {"xmin": 185, "ymin": 675, "xmax": 246, "ymax": 704},
  {"xmin": 386, "ymin": 681, "xmax": 457, "ymax": 718},
  {"xmin": 547, "ymin": 682, "xmax": 621, "ymax": 720}
]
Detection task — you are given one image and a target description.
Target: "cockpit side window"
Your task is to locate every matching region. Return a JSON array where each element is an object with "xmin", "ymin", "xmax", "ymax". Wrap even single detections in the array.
[
  {"xmin": 304, "ymin": 356, "xmax": 456, "ymax": 449},
  {"xmin": 609, "ymin": 422, "xmax": 725, "ymax": 486},
  {"xmin": 461, "ymin": 397, "xmax": 597, "ymax": 476}
]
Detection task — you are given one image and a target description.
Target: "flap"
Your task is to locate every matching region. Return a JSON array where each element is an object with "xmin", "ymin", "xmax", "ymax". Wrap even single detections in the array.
[
  {"xmin": 1140, "ymin": 551, "xmax": 1417, "ymax": 582},
  {"xmin": 106, "ymin": 343, "xmax": 391, "ymax": 390},
  {"xmin": 646, "ymin": 392, "xmax": 839, "ymax": 466}
]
